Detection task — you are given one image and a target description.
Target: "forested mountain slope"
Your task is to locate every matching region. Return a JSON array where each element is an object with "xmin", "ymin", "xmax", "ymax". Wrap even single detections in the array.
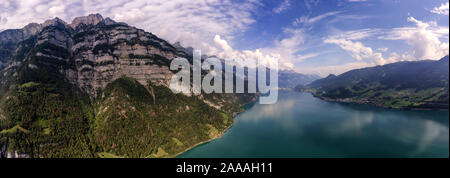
[{"xmin": 305, "ymin": 56, "xmax": 449, "ymax": 110}]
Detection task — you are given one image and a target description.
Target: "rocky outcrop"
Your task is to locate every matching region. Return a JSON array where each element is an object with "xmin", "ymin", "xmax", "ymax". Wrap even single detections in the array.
[
  {"xmin": 22, "ymin": 23, "xmax": 42, "ymax": 39},
  {"xmin": 173, "ymin": 41, "xmax": 194, "ymax": 56},
  {"xmin": 0, "ymin": 21, "xmax": 42, "ymax": 69},
  {"xmin": 1, "ymin": 14, "xmax": 190, "ymax": 97},
  {"xmin": 0, "ymin": 29, "xmax": 24, "ymax": 45},
  {"xmin": 70, "ymin": 14, "xmax": 104, "ymax": 28},
  {"xmin": 66, "ymin": 15, "xmax": 184, "ymax": 96}
]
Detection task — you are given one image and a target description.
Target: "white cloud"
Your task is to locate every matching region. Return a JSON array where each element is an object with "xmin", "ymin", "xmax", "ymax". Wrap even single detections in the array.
[
  {"xmin": 430, "ymin": 2, "xmax": 449, "ymax": 15},
  {"xmin": 283, "ymin": 62, "xmax": 294, "ymax": 69},
  {"xmin": 211, "ymin": 27, "xmax": 316, "ymax": 70},
  {"xmin": 273, "ymin": 0, "xmax": 291, "ymax": 14},
  {"xmin": 295, "ymin": 53, "xmax": 319, "ymax": 62},
  {"xmin": 303, "ymin": 0, "xmax": 321, "ymax": 12},
  {"xmin": 329, "ymin": 28, "xmax": 381, "ymax": 40},
  {"xmin": 380, "ymin": 16, "xmax": 449, "ymax": 60},
  {"xmin": 259, "ymin": 28, "xmax": 307, "ymax": 69},
  {"xmin": 214, "ymin": 35, "xmax": 233, "ymax": 54},
  {"xmin": 49, "ymin": 4, "xmax": 65, "ymax": 17},
  {"xmin": 324, "ymin": 37, "xmax": 391, "ymax": 65},
  {"xmin": 212, "ymin": 35, "xmax": 280, "ymax": 68},
  {"xmin": 277, "ymin": 28, "xmax": 306, "ymax": 49},
  {"xmin": 323, "ymin": 28, "xmax": 398, "ymax": 66},
  {"xmin": 293, "ymin": 11, "xmax": 341, "ymax": 26},
  {"xmin": 212, "ymin": 27, "xmax": 308, "ymax": 70}
]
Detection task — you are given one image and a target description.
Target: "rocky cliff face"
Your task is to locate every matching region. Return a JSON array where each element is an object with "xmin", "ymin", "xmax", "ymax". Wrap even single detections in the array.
[
  {"xmin": 0, "ymin": 17, "xmax": 64, "ymax": 69},
  {"xmin": 1, "ymin": 14, "xmax": 189, "ymax": 97}
]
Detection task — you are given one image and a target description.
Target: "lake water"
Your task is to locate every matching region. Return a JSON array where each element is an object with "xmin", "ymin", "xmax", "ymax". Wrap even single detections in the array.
[{"xmin": 178, "ymin": 91, "xmax": 449, "ymax": 158}]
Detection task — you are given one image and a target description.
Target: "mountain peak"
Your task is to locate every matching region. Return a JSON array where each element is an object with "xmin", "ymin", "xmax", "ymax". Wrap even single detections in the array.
[
  {"xmin": 172, "ymin": 41, "xmax": 194, "ymax": 55},
  {"xmin": 439, "ymin": 55, "xmax": 449, "ymax": 63},
  {"xmin": 326, "ymin": 74, "xmax": 337, "ymax": 78},
  {"xmin": 279, "ymin": 69, "xmax": 297, "ymax": 74},
  {"xmin": 173, "ymin": 41, "xmax": 182, "ymax": 48},
  {"xmin": 42, "ymin": 17, "xmax": 67, "ymax": 27},
  {"xmin": 1, "ymin": 14, "xmax": 121, "ymax": 44},
  {"xmin": 70, "ymin": 13, "xmax": 106, "ymax": 28},
  {"xmin": 22, "ymin": 23, "xmax": 42, "ymax": 38}
]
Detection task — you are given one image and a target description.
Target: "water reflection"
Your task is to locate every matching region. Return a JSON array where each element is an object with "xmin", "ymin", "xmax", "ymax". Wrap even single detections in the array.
[
  {"xmin": 413, "ymin": 121, "xmax": 448, "ymax": 154},
  {"xmin": 179, "ymin": 91, "xmax": 449, "ymax": 158},
  {"xmin": 324, "ymin": 112, "xmax": 375, "ymax": 136},
  {"xmin": 240, "ymin": 99, "xmax": 296, "ymax": 122}
]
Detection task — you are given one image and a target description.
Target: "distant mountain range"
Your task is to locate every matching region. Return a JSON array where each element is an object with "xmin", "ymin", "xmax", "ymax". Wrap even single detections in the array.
[
  {"xmin": 171, "ymin": 42, "xmax": 320, "ymax": 89},
  {"xmin": 278, "ymin": 70, "xmax": 320, "ymax": 88},
  {"xmin": 302, "ymin": 56, "xmax": 449, "ymax": 110}
]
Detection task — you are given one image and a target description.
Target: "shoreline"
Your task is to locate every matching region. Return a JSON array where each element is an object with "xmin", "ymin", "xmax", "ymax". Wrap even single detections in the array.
[
  {"xmin": 98, "ymin": 122, "xmax": 234, "ymax": 158},
  {"xmin": 171, "ymin": 99, "xmax": 257, "ymax": 158},
  {"xmin": 310, "ymin": 94, "xmax": 449, "ymax": 111},
  {"xmin": 100, "ymin": 98, "xmax": 258, "ymax": 158},
  {"xmin": 172, "ymin": 123, "xmax": 233, "ymax": 158}
]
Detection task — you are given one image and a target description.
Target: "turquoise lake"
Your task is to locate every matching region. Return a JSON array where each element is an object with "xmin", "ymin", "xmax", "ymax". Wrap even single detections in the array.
[{"xmin": 178, "ymin": 91, "xmax": 449, "ymax": 158}]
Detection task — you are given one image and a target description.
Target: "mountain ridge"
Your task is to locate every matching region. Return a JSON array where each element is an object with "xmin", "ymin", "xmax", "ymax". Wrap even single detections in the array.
[{"xmin": 304, "ymin": 55, "xmax": 449, "ymax": 110}]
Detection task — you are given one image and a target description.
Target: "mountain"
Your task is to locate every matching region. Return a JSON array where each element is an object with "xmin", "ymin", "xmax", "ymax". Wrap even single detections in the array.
[
  {"xmin": 172, "ymin": 41, "xmax": 194, "ymax": 56},
  {"xmin": 170, "ymin": 42, "xmax": 319, "ymax": 89},
  {"xmin": 277, "ymin": 70, "xmax": 320, "ymax": 89},
  {"xmin": 305, "ymin": 56, "xmax": 449, "ymax": 110},
  {"xmin": 0, "ymin": 14, "xmax": 255, "ymax": 158}
]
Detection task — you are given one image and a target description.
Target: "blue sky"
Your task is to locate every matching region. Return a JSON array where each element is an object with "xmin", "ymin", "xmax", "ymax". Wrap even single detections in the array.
[
  {"xmin": 230, "ymin": 0, "xmax": 449, "ymax": 75},
  {"xmin": 0, "ymin": 0, "xmax": 448, "ymax": 76}
]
